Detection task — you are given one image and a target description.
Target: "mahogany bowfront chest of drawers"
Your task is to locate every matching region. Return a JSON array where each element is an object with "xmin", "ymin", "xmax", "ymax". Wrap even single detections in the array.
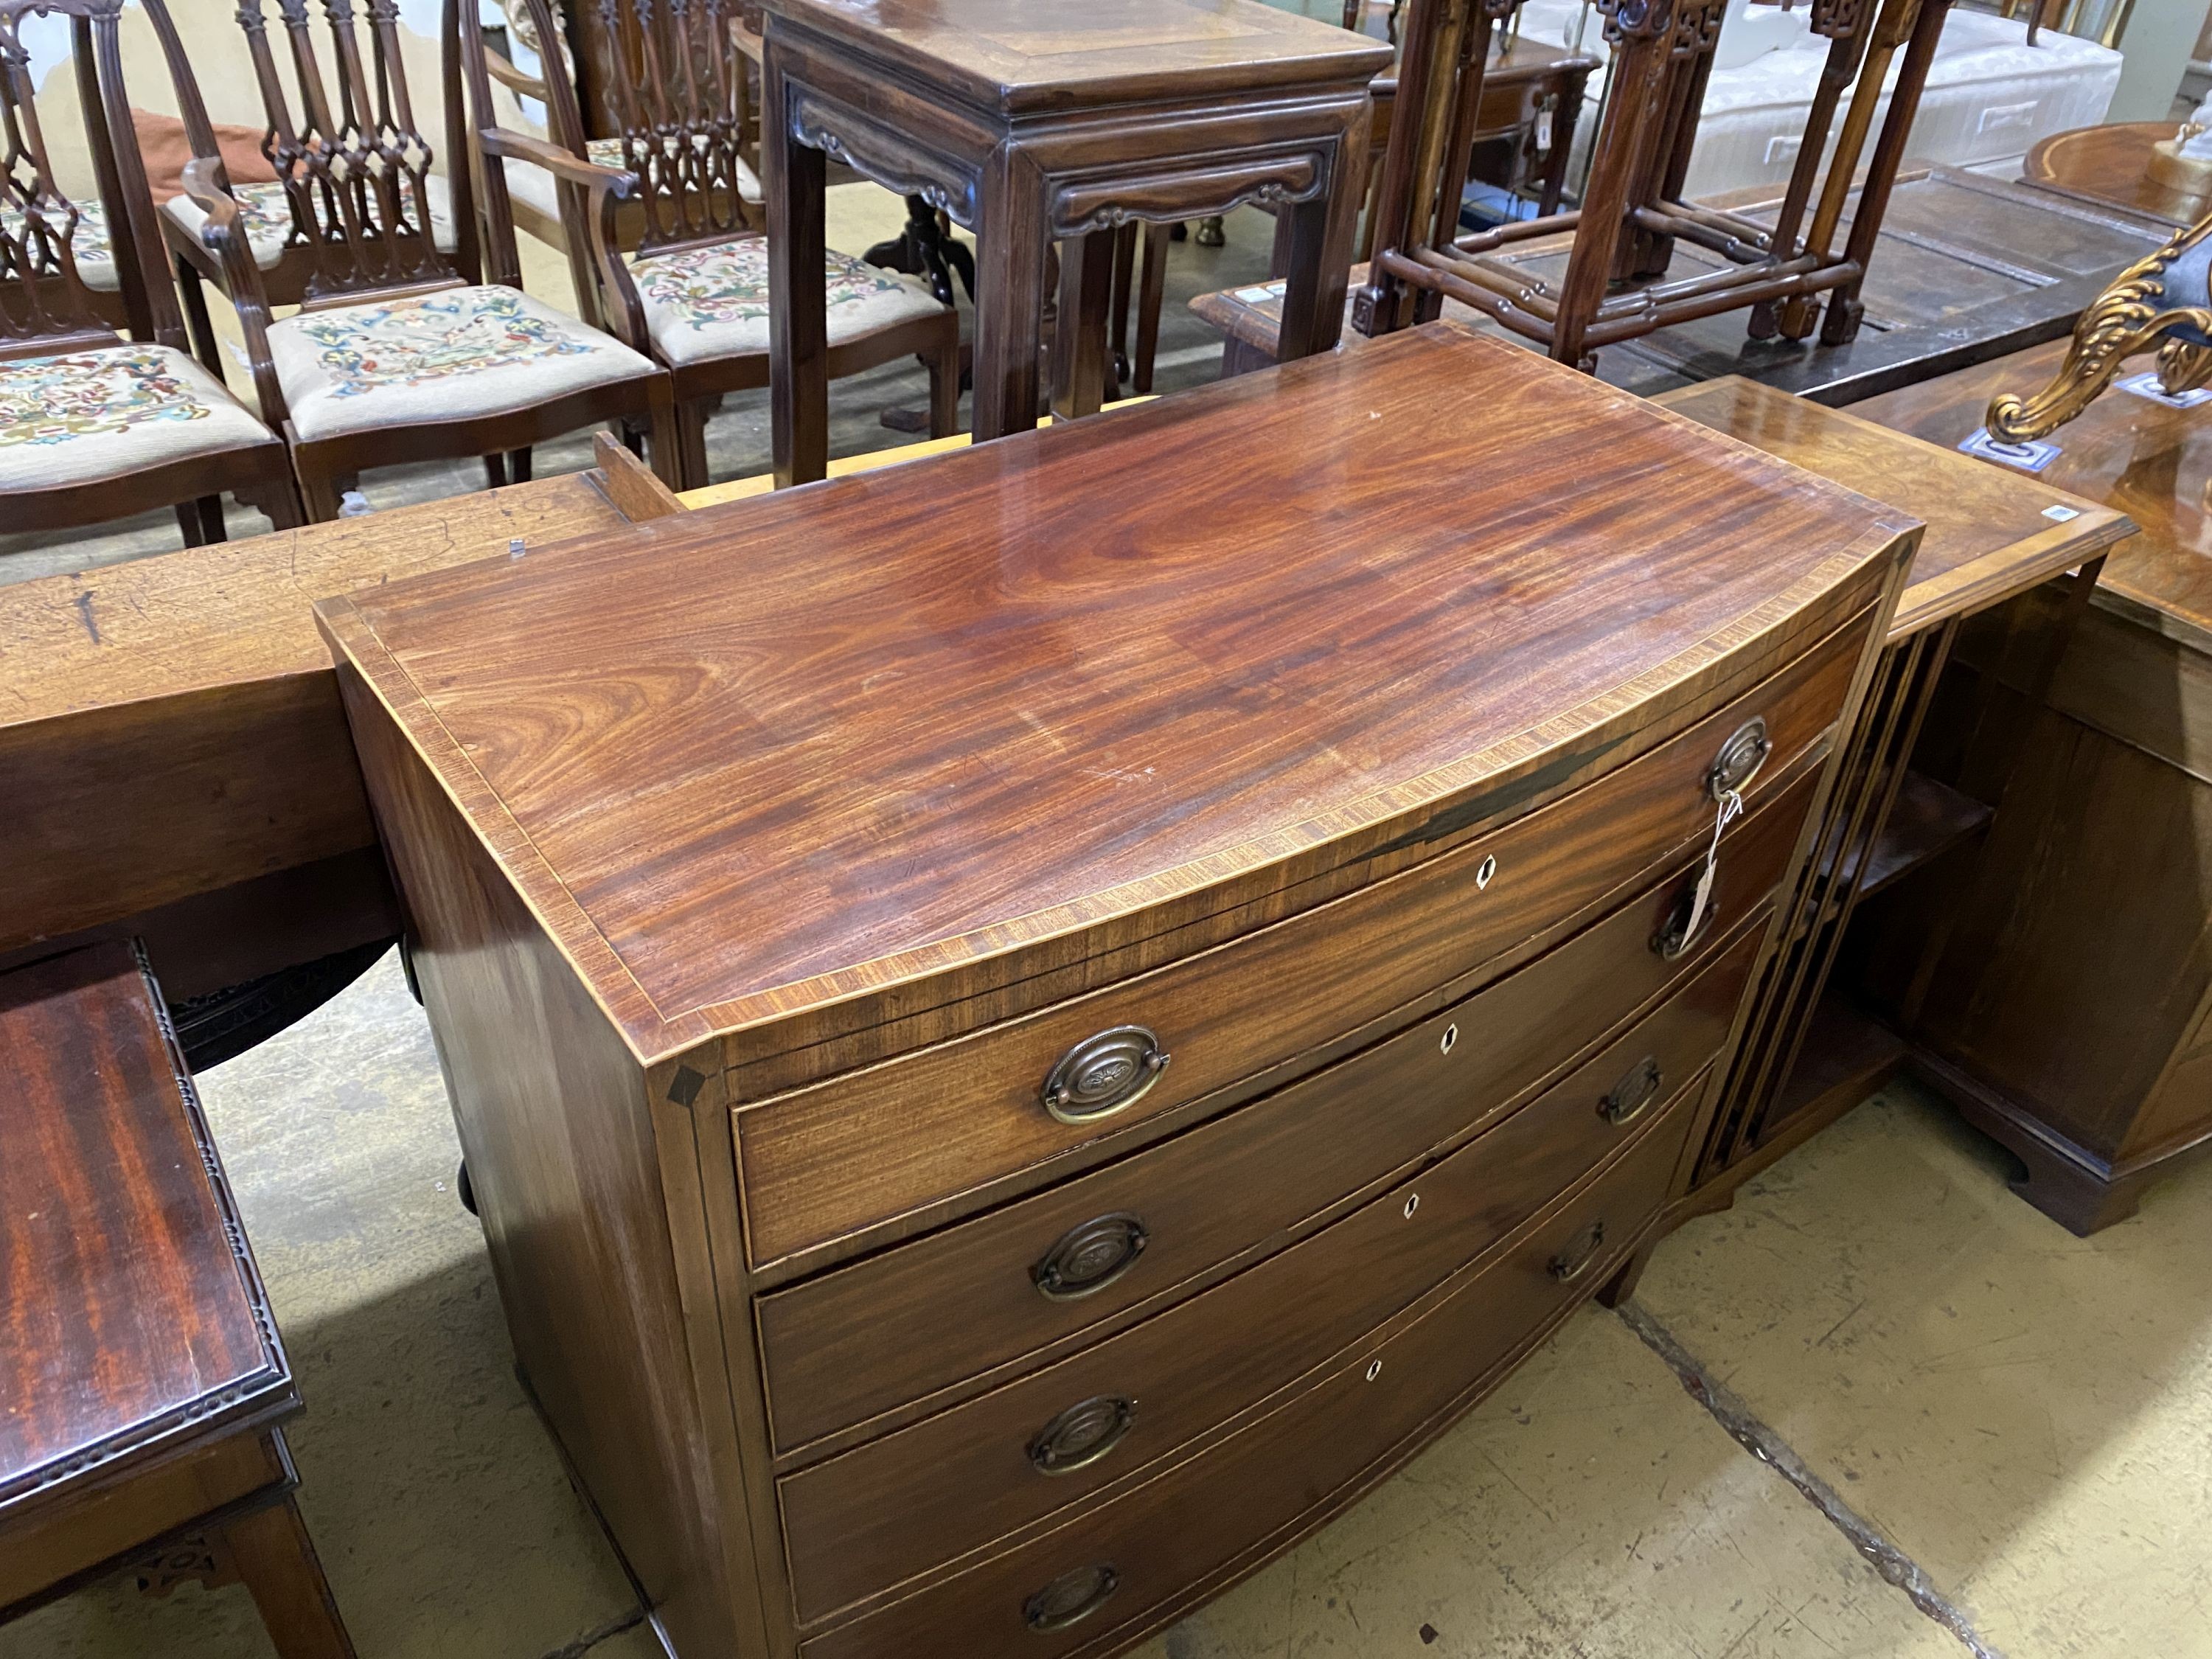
[{"xmin": 318, "ymin": 327, "xmax": 1916, "ymax": 1659}]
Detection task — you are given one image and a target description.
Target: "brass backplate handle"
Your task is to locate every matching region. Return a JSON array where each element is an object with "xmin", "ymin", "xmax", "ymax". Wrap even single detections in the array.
[
  {"xmin": 1548, "ymin": 1218, "xmax": 1607, "ymax": 1283},
  {"xmin": 1029, "ymin": 1394, "xmax": 1138, "ymax": 1475},
  {"xmin": 1033, "ymin": 1212, "xmax": 1149, "ymax": 1301},
  {"xmin": 1023, "ymin": 1564, "xmax": 1120, "ymax": 1633},
  {"xmin": 1651, "ymin": 878, "xmax": 1714, "ymax": 961},
  {"xmin": 1707, "ymin": 717, "xmax": 1770, "ymax": 801},
  {"xmin": 1041, "ymin": 1026, "xmax": 1171, "ymax": 1124},
  {"xmin": 1600, "ymin": 1056, "xmax": 1663, "ymax": 1127}
]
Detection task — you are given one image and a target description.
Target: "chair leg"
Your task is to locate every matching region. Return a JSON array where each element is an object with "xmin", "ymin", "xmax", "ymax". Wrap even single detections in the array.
[
  {"xmin": 297, "ymin": 465, "xmax": 344, "ymax": 525},
  {"xmin": 508, "ymin": 448, "xmax": 534, "ymax": 484},
  {"xmin": 926, "ymin": 326, "xmax": 961, "ymax": 440},
  {"xmin": 483, "ymin": 453, "xmax": 509, "ymax": 490},
  {"xmin": 675, "ymin": 398, "xmax": 712, "ymax": 493},
  {"xmin": 194, "ymin": 495, "xmax": 227, "ymax": 543},
  {"xmin": 177, "ymin": 257, "xmax": 226, "ymax": 384},
  {"xmin": 220, "ymin": 1496, "xmax": 358, "ymax": 1659},
  {"xmin": 174, "ymin": 501, "xmax": 210, "ymax": 548}
]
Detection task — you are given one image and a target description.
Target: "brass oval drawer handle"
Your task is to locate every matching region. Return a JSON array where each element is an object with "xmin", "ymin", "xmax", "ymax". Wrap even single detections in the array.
[
  {"xmin": 1032, "ymin": 1212, "xmax": 1148, "ymax": 1301},
  {"xmin": 1599, "ymin": 1056, "xmax": 1663, "ymax": 1127},
  {"xmin": 1029, "ymin": 1394, "xmax": 1138, "ymax": 1475},
  {"xmin": 1024, "ymin": 1563, "xmax": 1120, "ymax": 1633},
  {"xmin": 1040, "ymin": 1026, "xmax": 1171, "ymax": 1124},
  {"xmin": 1707, "ymin": 717, "xmax": 1771, "ymax": 801},
  {"xmin": 1651, "ymin": 876, "xmax": 1715, "ymax": 961},
  {"xmin": 1548, "ymin": 1218, "xmax": 1607, "ymax": 1284}
]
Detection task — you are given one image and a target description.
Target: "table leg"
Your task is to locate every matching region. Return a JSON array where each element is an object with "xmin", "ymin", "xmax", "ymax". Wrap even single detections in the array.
[
  {"xmin": 767, "ymin": 54, "xmax": 830, "ymax": 487},
  {"xmin": 1051, "ymin": 229, "xmax": 1118, "ymax": 422},
  {"xmin": 973, "ymin": 150, "xmax": 1052, "ymax": 442},
  {"xmin": 1276, "ymin": 116, "xmax": 1369, "ymax": 362},
  {"xmin": 223, "ymin": 1496, "xmax": 357, "ymax": 1659}
]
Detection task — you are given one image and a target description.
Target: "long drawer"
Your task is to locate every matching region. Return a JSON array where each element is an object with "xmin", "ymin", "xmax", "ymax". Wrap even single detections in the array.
[
  {"xmin": 794, "ymin": 1070, "xmax": 1689, "ymax": 1659},
  {"xmin": 755, "ymin": 763, "xmax": 1810, "ymax": 1455},
  {"xmin": 734, "ymin": 616, "xmax": 1863, "ymax": 1268},
  {"xmin": 777, "ymin": 927, "xmax": 1745, "ymax": 1625}
]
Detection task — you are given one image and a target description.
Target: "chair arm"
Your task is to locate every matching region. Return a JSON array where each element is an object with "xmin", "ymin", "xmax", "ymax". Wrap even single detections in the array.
[
  {"xmin": 479, "ymin": 129, "xmax": 654, "ymax": 355},
  {"xmin": 178, "ymin": 156, "xmax": 291, "ymax": 430},
  {"xmin": 484, "ymin": 46, "xmax": 552, "ymax": 102},
  {"xmin": 482, "ymin": 128, "xmax": 637, "ymax": 196}
]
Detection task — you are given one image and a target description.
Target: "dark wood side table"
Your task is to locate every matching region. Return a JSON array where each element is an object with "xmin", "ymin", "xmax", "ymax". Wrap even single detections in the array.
[
  {"xmin": 2025, "ymin": 120, "xmax": 2212, "ymax": 229},
  {"xmin": 761, "ymin": 0, "xmax": 1390, "ymax": 484},
  {"xmin": 0, "ymin": 941, "xmax": 355, "ymax": 1657}
]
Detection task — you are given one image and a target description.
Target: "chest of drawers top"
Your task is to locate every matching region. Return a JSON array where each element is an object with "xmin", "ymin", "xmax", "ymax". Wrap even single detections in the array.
[{"xmin": 316, "ymin": 325, "xmax": 1915, "ymax": 1068}]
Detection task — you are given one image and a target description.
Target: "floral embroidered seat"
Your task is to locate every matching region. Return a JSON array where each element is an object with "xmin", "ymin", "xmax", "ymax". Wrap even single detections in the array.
[
  {"xmin": 630, "ymin": 237, "xmax": 947, "ymax": 367},
  {"xmin": 263, "ymin": 284, "xmax": 659, "ymax": 442},
  {"xmin": 0, "ymin": 343, "xmax": 277, "ymax": 493}
]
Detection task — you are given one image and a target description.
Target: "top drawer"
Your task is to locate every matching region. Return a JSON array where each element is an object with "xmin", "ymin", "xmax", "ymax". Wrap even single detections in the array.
[{"xmin": 733, "ymin": 614, "xmax": 1865, "ymax": 1268}]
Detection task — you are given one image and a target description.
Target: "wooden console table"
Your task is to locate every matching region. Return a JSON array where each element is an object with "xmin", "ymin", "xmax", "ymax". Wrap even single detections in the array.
[
  {"xmin": 1822, "ymin": 338, "xmax": 2212, "ymax": 1231},
  {"xmin": 319, "ymin": 324, "xmax": 1912, "ymax": 1658},
  {"xmin": 0, "ymin": 440, "xmax": 684, "ymax": 1068},
  {"xmin": 759, "ymin": 0, "xmax": 1389, "ymax": 483},
  {"xmin": 1, "ymin": 942, "xmax": 353, "ymax": 1658},
  {"xmin": 1649, "ymin": 378, "xmax": 2135, "ymax": 1215}
]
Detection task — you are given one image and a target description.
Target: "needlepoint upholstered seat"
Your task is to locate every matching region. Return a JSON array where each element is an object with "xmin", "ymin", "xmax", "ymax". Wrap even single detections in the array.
[
  {"xmin": 1, "ymin": 0, "xmax": 295, "ymax": 544},
  {"xmin": 262, "ymin": 282, "xmax": 658, "ymax": 442},
  {"xmin": 0, "ymin": 341, "xmax": 274, "ymax": 485},
  {"xmin": 629, "ymin": 240, "xmax": 945, "ymax": 367}
]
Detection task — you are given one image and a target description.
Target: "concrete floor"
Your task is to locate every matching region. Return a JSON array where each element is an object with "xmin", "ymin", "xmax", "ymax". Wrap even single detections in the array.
[
  {"xmin": 0, "ymin": 187, "xmax": 1276, "ymax": 586},
  {"xmin": 4, "ymin": 948, "xmax": 2207, "ymax": 1659}
]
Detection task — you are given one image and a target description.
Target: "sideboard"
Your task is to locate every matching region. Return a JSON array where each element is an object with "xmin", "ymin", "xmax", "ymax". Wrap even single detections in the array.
[{"xmin": 319, "ymin": 325, "xmax": 1915, "ymax": 1657}]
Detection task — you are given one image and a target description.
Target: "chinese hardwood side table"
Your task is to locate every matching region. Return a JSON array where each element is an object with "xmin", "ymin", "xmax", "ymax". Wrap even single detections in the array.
[
  {"xmin": 0, "ymin": 941, "xmax": 355, "ymax": 1658},
  {"xmin": 761, "ymin": 0, "xmax": 1391, "ymax": 484}
]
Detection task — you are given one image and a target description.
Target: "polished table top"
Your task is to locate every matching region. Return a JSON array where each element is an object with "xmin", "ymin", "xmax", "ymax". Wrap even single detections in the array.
[
  {"xmin": 2025, "ymin": 121, "xmax": 2212, "ymax": 229},
  {"xmin": 320, "ymin": 325, "xmax": 1913, "ymax": 1060},
  {"xmin": 762, "ymin": 0, "xmax": 1392, "ymax": 112},
  {"xmin": 1657, "ymin": 376, "xmax": 2134, "ymax": 639},
  {"xmin": 1852, "ymin": 337, "xmax": 2212, "ymax": 651}
]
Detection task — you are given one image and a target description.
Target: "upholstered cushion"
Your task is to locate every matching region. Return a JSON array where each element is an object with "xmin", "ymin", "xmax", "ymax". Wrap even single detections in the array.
[
  {"xmin": 503, "ymin": 135, "xmax": 764, "ymax": 228},
  {"xmin": 265, "ymin": 283, "xmax": 657, "ymax": 442},
  {"xmin": 631, "ymin": 238, "xmax": 947, "ymax": 367},
  {"xmin": 161, "ymin": 174, "xmax": 459, "ymax": 271},
  {"xmin": 0, "ymin": 198, "xmax": 119, "ymax": 293},
  {"xmin": 0, "ymin": 342, "xmax": 274, "ymax": 492}
]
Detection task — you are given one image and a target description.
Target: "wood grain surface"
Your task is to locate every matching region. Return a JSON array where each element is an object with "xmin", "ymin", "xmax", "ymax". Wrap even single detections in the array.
[
  {"xmin": 1654, "ymin": 376, "xmax": 2135, "ymax": 639},
  {"xmin": 1852, "ymin": 338, "xmax": 2212, "ymax": 649},
  {"xmin": 1, "ymin": 475, "xmax": 642, "ymax": 961},
  {"xmin": 320, "ymin": 324, "xmax": 1916, "ymax": 1062},
  {"xmin": 0, "ymin": 943, "xmax": 289, "ymax": 1506},
  {"xmin": 763, "ymin": 0, "xmax": 1389, "ymax": 113}
]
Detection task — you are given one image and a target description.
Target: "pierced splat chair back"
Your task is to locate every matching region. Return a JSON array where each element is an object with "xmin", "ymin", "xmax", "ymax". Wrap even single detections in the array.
[
  {"xmin": 162, "ymin": 0, "xmax": 467, "ymax": 307},
  {"xmin": 518, "ymin": 0, "xmax": 759, "ymax": 258},
  {"xmin": 0, "ymin": 0, "xmax": 174, "ymax": 358}
]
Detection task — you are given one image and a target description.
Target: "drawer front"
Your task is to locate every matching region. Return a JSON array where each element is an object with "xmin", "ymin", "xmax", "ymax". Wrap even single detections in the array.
[
  {"xmin": 778, "ymin": 934, "xmax": 1745, "ymax": 1624},
  {"xmin": 756, "ymin": 764, "xmax": 1811, "ymax": 1455},
  {"xmin": 737, "ymin": 619, "xmax": 1861, "ymax": 1267},
  {"xmin": 795, "ymin": 1087, "xmax": 1687, "ymax": 1659}
]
